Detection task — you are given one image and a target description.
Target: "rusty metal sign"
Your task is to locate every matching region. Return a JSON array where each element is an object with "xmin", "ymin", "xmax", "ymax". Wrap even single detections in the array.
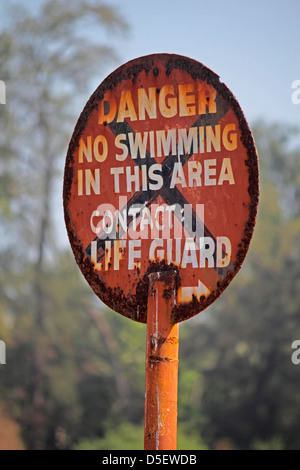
[{"xmin": 63, "ymin": 53, "xmax": 259, "ymax": 323}]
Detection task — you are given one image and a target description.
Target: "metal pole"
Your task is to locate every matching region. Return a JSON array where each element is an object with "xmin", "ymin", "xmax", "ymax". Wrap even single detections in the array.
[{"xmin": 144, "ymin": 271, "xmax": 179, "ymax": 450}]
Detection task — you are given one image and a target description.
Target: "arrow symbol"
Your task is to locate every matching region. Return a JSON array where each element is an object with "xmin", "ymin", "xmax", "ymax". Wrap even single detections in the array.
[{"xmin": 177, "ymin": 280, "xmax": 210, "ymax": 303}]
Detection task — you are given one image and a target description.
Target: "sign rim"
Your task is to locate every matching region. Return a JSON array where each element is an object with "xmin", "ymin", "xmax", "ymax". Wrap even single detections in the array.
[{"xmin": 63, "ymin": 53, "xmax": 259, "ymax": 324}]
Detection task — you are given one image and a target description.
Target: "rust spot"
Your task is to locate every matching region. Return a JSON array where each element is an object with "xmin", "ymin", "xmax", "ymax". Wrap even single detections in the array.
[
  {"xmin": 150, "ymin": 334, "xmax": 179, "ymax": 349},
  {"xmin": 163, "ymin": 287, "xmax": 173, "ymax": 300},
  {"xmin": 148, "ymin": 356, "xmax": 178, "ymax": 364}
]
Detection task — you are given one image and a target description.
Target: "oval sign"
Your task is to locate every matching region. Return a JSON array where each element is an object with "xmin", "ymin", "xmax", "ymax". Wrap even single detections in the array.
[{"xmin": 63, "ymin": 53, "xmax": 259, "ymax": 323}]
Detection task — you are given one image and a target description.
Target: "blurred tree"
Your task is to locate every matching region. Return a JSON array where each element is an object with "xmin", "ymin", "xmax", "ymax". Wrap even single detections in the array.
[
  {"xmin": 0, "ymin": 0, "xmax": 127, "ymax": 449},
  {"xmin": 178, "ymin": 122, "xmax": 300, "ymax": 450}
]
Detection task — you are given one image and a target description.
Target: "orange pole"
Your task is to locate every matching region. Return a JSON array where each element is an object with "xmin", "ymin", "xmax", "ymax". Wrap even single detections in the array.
[{"xmin": 144, "ymin": 271, "xmax": 179, "ymax": 450}]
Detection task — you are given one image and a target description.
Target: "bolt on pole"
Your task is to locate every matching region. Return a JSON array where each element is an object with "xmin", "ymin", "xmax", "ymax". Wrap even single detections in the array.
[{"xmin": 144, "ymin": 271, "xmax": 179, "ymax": 450}]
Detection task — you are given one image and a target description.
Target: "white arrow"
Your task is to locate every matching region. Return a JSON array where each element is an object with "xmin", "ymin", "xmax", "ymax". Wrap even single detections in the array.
[{"xmin": 177, "ymin": 280, "xmax": 210, "ymax": 303}]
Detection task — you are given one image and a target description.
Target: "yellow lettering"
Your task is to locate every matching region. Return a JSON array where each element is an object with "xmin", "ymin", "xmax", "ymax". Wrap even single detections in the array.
[
  {"xmin": 178, "ymin": 83, "xmax": 196, "ymax": 116},
  {"xmin": 159, "ymin": 85, "xmax": 177, "ymax": 118},
  {"xmin": 117, "ymin": 90, "xmax": 137, "ymax": 122}
]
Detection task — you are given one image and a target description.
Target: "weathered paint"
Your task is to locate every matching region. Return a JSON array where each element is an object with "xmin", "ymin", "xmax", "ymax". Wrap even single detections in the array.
[
  {"xmin": 63, "ymin": 53, "xmax": 259, "ymax": 323},
  {"xmin": 144, "ymin": 271, "xmax": 179, "ymax": 450}
]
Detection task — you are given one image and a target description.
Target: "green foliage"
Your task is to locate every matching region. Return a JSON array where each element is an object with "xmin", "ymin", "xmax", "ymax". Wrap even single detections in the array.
[
  {"xmin": 176, "ymin": 121, "xmax": 300, "ymax": 450},
  {"xmin": 74, "ymin": 423, "xmax": 207, "ymax": 450},
  {"xmin": 75, "ymin": 423, "xmax": 145, "ymax": 450},
  {"xmin": 0, "ymin": 0, "xmax": 129, "ymax": 450}
]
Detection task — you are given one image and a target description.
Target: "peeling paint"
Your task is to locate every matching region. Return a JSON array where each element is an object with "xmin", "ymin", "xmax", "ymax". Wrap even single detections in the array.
[{"xmin": 63, "ymin": 53, "xmax": 259, "ymax": 324}]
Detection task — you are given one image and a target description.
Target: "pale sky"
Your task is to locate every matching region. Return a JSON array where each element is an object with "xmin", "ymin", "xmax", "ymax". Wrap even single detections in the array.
[
  {"xmin": 110, "ymin": 0, "xmax": 300, "ymax": 127},
  {"xmin": 3, "ymin": 0, "xmax": 300, "ymax": 126}
]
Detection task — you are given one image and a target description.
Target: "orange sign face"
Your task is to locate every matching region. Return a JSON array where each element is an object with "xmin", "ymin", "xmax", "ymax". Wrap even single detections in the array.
[{"xmin": 63, "ymin": 54, "xmax": 259, "ymax": 323}]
